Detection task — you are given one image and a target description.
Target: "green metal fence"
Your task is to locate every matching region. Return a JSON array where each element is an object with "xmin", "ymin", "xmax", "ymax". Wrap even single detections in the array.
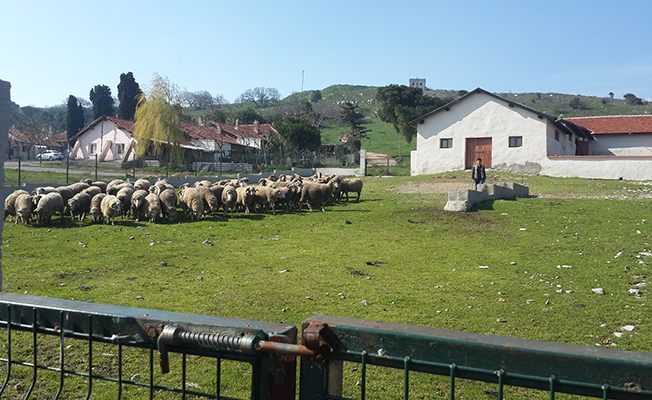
[
  {"xmin": 0, "ymin": 294, "xmax": 651, "ymax": 399},
  {"xmin": 299, "ymin": 315, "xmax": 652, "ymax": 400}
]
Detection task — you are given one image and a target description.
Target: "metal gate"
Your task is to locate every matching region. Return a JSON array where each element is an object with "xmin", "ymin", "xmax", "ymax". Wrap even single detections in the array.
[{"xmin": 0, "ymin": 293, "xmax": 651, "ymax": 399}]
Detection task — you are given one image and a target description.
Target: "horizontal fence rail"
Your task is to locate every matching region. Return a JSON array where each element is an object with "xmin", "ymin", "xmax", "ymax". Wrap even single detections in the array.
[
  {"xmin": 0, "ymin": 292, "xmax": 298, "ymax": 399},
  {"xmin": 299, "ymin": 314, "xmax": 652, "ymax": 400}
]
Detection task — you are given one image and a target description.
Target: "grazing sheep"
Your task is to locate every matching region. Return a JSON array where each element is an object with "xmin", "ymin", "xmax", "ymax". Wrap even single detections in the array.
[
  {"xmin": 100, "ymin": 195, "xmax": 122, "ymax": 225},
  {"xmin": 181, "ymin": 188, "xmax": 203, "ymax": 221},
  {"xmin": 68, "ymin": 192, "xmax": 92, "ymax": 222},
  {"xmin": 236, "ymin": 186, "xmax": 255, "ymax": 214},
  {"xmin": 254, "ymin": 186, "xmax": 285, "ymax": 215},
  {"xmin": 67, "ymin": 182, "xmax": 90, "ymax": 194},
  {"xmin": 159, "ymin": 189, "xmax": 178, "ymax": 222},
  {"xmin": 91, "ymin": 181, "xmax": 108, "ymax": 193},
  {"xmin": 106, "ymin": 179, "xmax": 125, "ymax": 195},
  {"xmin": 108, "ymin": 182, "xmax": 134, "ymax": 196},
  {"xmin": 89, "ymin": 193, "xmax": 107, "ymax": 223},
  {"xmin": 154, "ymin": 179, "xmax": 174, "ymax": 193},
  {"xmin": 4, "ymin": 189, "xmax": 29, "ymax": 221},
  {"xmin": 300, "ymin": 181, "xmax": 335, "ymax": 212},
  {"xmin": 268, "ymin": 174, "xmax": 279, "ymax": 182},
  {"xmin": 209, "ymin": 185, "xmax": 225, "ymax": 211},
  {"xmin": 116, "ymin": 186, "xmax": 135, "ymax": 217},
  {"xmin": 258, "ymin": 178, "xmax": 268, "ymax": 186},
  {"xmin": 221, "ymin": 186, "xmax": 237, "ymax": 218},
  {"xmin": 35, "ymin": 192, "xmax": 65, "ymax": 225},
  {"xmin": 196, "ymin": 185, "xmax": 218, "ymax": 214},
  {"xmin": 145, "ymin": 193, "xmax": 161, "ymax": 223},
  {"xmin": 56, "ymin": 186, "xmax": 77, "ymax": 214},
  {"xmin": 194, "ymin": 180, "xmax": 212, "ymax": 188},
  {"xmin": 130, "ymin": 190, "xmax": 149, "ymax": 222},
  {"xmin": 134, "ymin": 179, "xmax": 151, "ymax": 192},
  {"xmin": 31, "ymin": 186, "xmax": 57, "ymax": 196},
  {"xmin": 277, "ymin": 184, "xmax": 301, "ymax": 212},
  {"xmin": 339, "ymin": 178, "xmax": 364, "ymax": 201},
  {"xmin": 14, "ymin": 194, "xmax": 34, "ymax": 225},
  {"xmin": 82, "ymin": 186, "xmax": 102, "ymax": 198}
]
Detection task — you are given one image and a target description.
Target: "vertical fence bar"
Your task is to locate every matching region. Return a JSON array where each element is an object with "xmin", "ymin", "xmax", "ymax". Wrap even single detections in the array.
[
  {"xmin": 182, "ymin": 352, "xmax": 187, "ymax": 400},
  {"xmin": 0, "ymin": 305, "xmax": 11, "ymax": 396},
  {"xmin": 549, "ymin": 376, "xmax": 555, "ymax": 400},
  {"xmin": 602, "ymin": 384, "xmax": 609, "ymax": 400},
  {"xmin": 404, "ymin": 357, "xmax": 410, "ymax": 400},
  {"xmin": 132, "ymin": 157, "xmax": 136, "ymax": 180},
  {"xmin": 84, "ymin": 315, "xmax": 93, "ymax": 400},
  {"xmin": 117, "ymin": 344, "xmax": 123, "ymax": 400},
  {"xmin": 149, "ymin": 347, "xmax": 154, "ymax": 400},
  {"xmin": 66, "ymin": 156, "xmax": 69, "ymax": 184},
  {"xmin": 216, "ymin": 356, "xmax": 221, "ymax": 400},
  {"xmin": 53, "ymin": 311, "xmax": 65, "ymax": 400},
  {"xmin": 360, "ymin": 351, "xmax": 367, "ymax": 400},
  {"xmin": 496, "ymin": 370, "xmax": 504, "ymax": 400},
  {"xmin": 449, "ymin": 364, "xmax": 456, "ymax": 400},
  {"xmin": 25, "ymin": 308, "xmax": 38, "ymax": 399},
  {"xmin": 94, "ymin": 154, "xmax": 98, "ymax": 181},
  {"xmin": 17, "ymin": 156, "xmax": 21, "ymax": 186}
]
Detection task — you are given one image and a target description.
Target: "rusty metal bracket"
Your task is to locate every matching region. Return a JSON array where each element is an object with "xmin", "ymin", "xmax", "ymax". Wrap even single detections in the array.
[
  {"xmin": 301, "ymin": 321, "xmax": 333, "ymax": 363},
  {"xmin": 157, "ymin": 325, "xmax": 316, "ymax": 373}
]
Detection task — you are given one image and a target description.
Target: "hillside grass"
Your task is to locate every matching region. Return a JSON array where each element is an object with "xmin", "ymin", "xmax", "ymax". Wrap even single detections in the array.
[{"xmin": 1, "ymin": 173, "xmax": 651, "ymax": 397}]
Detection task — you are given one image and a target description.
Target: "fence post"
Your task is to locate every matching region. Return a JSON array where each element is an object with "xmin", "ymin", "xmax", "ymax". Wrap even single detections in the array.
[
  {"xmin": 194, "ymin": 154, "xmax": 197, "ymax": 177},
  {"xmin": 387, "ymin": 157, "xmax": 390, "ymax": 175},
  {"xmin": 241, "ymin": 154, "xmax": 244, "ymax": 173},
  {"xmin": 66, "ymin": 156, "xmax": 69, "ymax": 184},
  {"xmin": 166, "ymin": 153, "xmax": 169, "ymax": 179},
  {"xmin": 94, "ymin": 154, "xmax": 98, "ymax": 181},
  {"xmin": 132, "ymin": 156, "xmax": 136, "ymax": 179},
  {"xmin": 18, "ymin": 156, "xmax": 21, "ymax": 186}
]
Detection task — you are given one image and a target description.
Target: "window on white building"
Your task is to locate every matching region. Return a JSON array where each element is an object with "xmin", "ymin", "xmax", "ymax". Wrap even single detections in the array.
[
  {"xmin": 555, "ymin": 130, "xmax": 560, "ymax": 141},
  {"xmin": 89, "ymin": 144, "xmax": 96, "ymax": 154},
  {"xmin": 509, "ymin": 136, "xmax": 522, "ymax": 147},
  {"xmin": 117, "ymin": 144, "xmax": 125, "ymax": 154},
  {"xmin": 440, "ymin": 138, "xmax": 453, "ymax": 148}
]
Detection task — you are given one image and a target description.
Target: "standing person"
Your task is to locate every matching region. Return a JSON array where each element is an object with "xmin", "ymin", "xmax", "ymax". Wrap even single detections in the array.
[{"xmin": 472, "ymin": 158, "xmax": 486, "ymax": 190}]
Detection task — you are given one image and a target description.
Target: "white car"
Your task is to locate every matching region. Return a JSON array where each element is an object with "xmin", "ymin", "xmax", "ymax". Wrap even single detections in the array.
[{"xmin": 36, "ymin": 150, "xmax": 64, "ymax": 161}]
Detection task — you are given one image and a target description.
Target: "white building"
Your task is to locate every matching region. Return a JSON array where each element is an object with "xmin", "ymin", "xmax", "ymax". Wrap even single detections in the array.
[
  {"xmin": 566, "ymin": 115, "xmax": 652, "ymax": 156},
  {"xmin": 409, "ymin": 78, "xmax": 426, "ymax": 90}
]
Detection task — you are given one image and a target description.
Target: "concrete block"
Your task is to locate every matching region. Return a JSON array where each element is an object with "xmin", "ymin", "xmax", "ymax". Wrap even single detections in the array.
[
  {"xmin": 497, "ymin": 182, "xmax": 529, "ymax": 198},
  {"xmin": 445, "ymin": 182, "xmax": 527, "ymax": 212}
]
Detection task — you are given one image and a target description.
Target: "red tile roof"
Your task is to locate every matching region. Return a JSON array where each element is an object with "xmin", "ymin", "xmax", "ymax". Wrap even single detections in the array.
[
  {"xmin": 567, "ymin": 115, "xmax": 652, "ymax": 135},
  {"xmin": 216, "ymin": 121, "xmax": 277, "ymax": 139},
  {"xmin": 106, "ymin": 116, "xmax": 136, "ymax": 133},
  {"xmin": 180, "ymin": 123, "xmax": 239, "ymax": 144}
]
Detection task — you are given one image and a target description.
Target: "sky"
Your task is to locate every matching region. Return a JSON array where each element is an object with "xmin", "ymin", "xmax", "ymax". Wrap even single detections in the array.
[{"xmin": 2, "ymin": 0, "xmax": 652, "ymax": 108}]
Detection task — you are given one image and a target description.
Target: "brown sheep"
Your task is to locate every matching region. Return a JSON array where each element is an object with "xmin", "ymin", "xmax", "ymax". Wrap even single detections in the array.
[
  {"xmin": 339, "ymin": 178, "xmax": 364, "ymax": 201},
  {"xmin": 91, "ymin": 181, "xmax": 108, "ymax": 193},
  {"xmin": 134, "ymin": 179, "xmax": 151, "ymax": 192},
  {"xmin": 300, "ymin": 181, "xmax": 335, "ymax": 212},
  {"xmin": 130, "ymin": 190, "xmax": 149, "ymax": 222},
  {"xmin": 236, "ymin": 186, "xmax": 255, "ymax": 214},
  {"xmin": 68, "ymin": 192, "xmax": 92, "ymax": 221},
  {"xmin": 159, "ymin": 189, "xmax": 178, "ymax": 222},
  {"xmin": 35, "ymin": 192, "xmax": 65, "ymax": 225},
  {"xmin": 116, "ymin": 187, "xmax": 135, "ymax": 217},
  {"xmin": 181, "ymin": 188, "xmax": 203, "ymax": 221},
  {"xmin": 254, "ymin": 186, "xmax": 285, "ymax": 215},
  {"xmin": 82, "ymin": 186, "xmax": 102, "ymax": 198},
  {"xmin": 221, "ymin": 186, "xmax": 237, "ymax": 218},
  {"xmin": 196, "ymin": 185, "xmax": 218, "ymax": 214}
]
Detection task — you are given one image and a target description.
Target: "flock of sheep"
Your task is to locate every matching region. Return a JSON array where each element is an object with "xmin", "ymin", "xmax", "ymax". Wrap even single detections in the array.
[{"xmin": 3, "ymin": 173, "xmax": 364, "ymax": 226}]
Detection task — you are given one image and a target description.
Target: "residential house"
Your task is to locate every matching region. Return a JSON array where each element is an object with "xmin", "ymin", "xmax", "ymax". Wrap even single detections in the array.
[
  {"xmin": 8, "ymin": 128, "xmax": 62, "ymax": 160},
  {"xmin": 410, "ymin": 88, "xmax": 593, "ymax": 177},
  {"xmin": 70, "ymin": 116, "xmax": 138, "ymax": 162},
  {"xmin": 566, "ymin": 115, "xmax": 652, "ymax": 156}
]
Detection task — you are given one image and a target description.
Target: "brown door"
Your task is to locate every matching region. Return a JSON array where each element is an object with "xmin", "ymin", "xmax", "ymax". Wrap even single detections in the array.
[
  {"xmin": 575, "ymin": 140, "xmax": 589, "ymax": 156},
  {"xmin": 465, "ymin": 138, "xmax": 492, "ymax": 168}
]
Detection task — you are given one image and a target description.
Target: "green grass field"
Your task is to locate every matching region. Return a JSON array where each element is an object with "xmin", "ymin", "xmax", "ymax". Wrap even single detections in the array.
[{"xmin": 2, "ymin": 172, "xmax": 651, "ymax": 398}]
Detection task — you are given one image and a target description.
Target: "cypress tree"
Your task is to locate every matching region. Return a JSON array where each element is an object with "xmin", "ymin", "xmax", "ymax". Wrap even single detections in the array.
[
  {"xmin": 117, "ymin": 72, "xmax": 142, "ymax": 121},
  {"xmin": 66, "ymin": 95, "xmax": 85, "ymax": 145},
  {"xmin": 89, "ymin": 84, "xmax": 115, "ymax": 119}
]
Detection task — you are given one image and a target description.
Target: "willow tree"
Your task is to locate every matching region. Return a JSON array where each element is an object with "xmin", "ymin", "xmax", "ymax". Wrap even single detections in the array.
[{"xmin": 133, "ymin": 74, "xmax": 185, "ymax": 165}]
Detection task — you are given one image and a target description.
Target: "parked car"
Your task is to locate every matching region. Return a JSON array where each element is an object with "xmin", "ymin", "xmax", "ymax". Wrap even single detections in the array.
[{"xmin": 36, "ymin": 150, "xmax": 64, "ymax": 161}]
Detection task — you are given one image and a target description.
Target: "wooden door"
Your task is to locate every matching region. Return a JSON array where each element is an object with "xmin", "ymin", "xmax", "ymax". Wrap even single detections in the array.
[
  {"xmin": 575, "ymin": 140, "xmax": 589, "ymax": 156},
  {"xmin": 465, "ymin": 138, "xmax": 492, "ymax": 168}
]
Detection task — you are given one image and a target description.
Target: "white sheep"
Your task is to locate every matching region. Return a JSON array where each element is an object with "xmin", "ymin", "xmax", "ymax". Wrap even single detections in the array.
[
  {"xmin": 181, "ymin": 188, "xmax": 203, "ymax": 221},
  {"xmin": 35, "ymin": 192, "xmax": 65, "ymax": 225},
  {"xmin": 339, "ymin": 178, "xmax": 364, "ymax": 201},
  {"xmin": 90, "ymin": 193, "xmax": 107, "ymax": 223},
  {"xmin": 4, "ymin": 189, "xmax": 29, "ymax": 221},
  {"xmin": 221, "ymin": 186, "xmax": 237, "ymax": 218},
  {"xmin": 130, "ymin": 190, "xmax": 149, "ymax": 222},
  {"xmin": 100, "ymin": 195, "xmax": 122, "ymax": 225},
  {"xmin": 145, "ymin": 193, "xmax": 161, "ymax": 223},
  {"xmin": 14, "ymin": 193, "xmax": 34, "ymax": 225}
]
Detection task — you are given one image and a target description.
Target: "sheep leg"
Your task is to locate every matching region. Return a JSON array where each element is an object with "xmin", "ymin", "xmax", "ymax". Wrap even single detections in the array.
[{"xmin": 356, "ymin": 191, "xmax": 361, "ymax": 201}]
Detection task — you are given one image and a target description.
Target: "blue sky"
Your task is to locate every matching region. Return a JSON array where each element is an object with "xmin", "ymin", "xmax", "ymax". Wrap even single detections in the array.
[{"xmin": 2, "ymin": 0, "xmax": 652, "ymax": 108}]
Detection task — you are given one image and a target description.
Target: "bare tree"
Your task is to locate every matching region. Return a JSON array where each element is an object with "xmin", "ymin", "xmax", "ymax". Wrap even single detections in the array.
[{"xmin": 236, "ymin": 87, "xmax": 281, "ymax": 107}]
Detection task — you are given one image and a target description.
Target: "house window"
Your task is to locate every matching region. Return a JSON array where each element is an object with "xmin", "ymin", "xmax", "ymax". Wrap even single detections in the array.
[
  {"xmin": 440, "ymin": 138, "xmax": 453, "ymax": 148},
  {"xmin": 555, "ymin": 130, "xmax": 560, "ymax": 141},
  {"xmin": 509, "ymin": 136, "xmax": 522, "ymax": 147},
  {"xmin": 117, "ymin": 144, "xmax": 125, "ymax": 154},
  {"xmin": 89, "ymin": 143, "xmax": 96, "ymax": 154}
]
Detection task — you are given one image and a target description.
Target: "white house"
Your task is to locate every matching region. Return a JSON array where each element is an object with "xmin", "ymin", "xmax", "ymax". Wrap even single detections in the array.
[
  {"xmin": 410, "ymin": 88, "xmax": 593, "ymax": 177},
  {"xmin": 566, "ymin": 115, "xmax": 652, "ymax": 156},
  {"xmin": 70, "ymin": 116, "xmax": 137, "ymax": 162}
]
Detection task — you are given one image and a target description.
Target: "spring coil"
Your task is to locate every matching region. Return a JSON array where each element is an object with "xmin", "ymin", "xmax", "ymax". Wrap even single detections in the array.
[{"xmin": 159, "ymin": 326, "xmax": 258, "ymax": 355}]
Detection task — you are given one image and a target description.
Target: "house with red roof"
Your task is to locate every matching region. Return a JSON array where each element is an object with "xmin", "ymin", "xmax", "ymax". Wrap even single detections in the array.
[
  {"xmin": 566, "ymin": 115, "xmax": 652, "ymax": 156},
  {"xmin": 410, "ymin": 88, "xmax": 652, "ymax": 180},
  {"xmin": 8, "ymin": 127, "xmax": 63, "ymax": 160},
  {"xmin": 69, "ymin": 116, "xmax": 270, "ymax": 166}
]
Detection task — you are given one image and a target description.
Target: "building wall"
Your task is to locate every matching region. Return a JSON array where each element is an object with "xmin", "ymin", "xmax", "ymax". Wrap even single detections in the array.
[
  {"xmin": 544, "ymin": 156, "xmax": 652, "ymax": 180},
  {"xmin": 0, "ymin": 80, "xmax": 10, "ymax": 289},
  {"xmin": 589, "ymin": 134, "xmax": 652, "ymax": 156},
  {"xmin": 409, "ymin": 78, "xmax": 426, "ymax": 90},
  {"xmin": 71, "ymin": 120, "xmax": 134, "ymax": 161},
  {"xmin": 411, "ymin": 92, "xmax": 552, "ymax": 175}
]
